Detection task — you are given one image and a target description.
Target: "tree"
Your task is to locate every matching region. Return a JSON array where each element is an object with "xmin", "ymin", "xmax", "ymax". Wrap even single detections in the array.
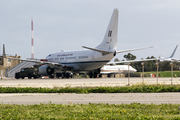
[
  {"xmin": 144, "ymin": 56, "xmax": 156, "ymax": 72},
  {"xmin": 114, "ymin": 58, "xmax": 120, "ymax": 62},
  {"xmin": 124, "ymin": 53, "xmax": 136, "ymax": 61}
]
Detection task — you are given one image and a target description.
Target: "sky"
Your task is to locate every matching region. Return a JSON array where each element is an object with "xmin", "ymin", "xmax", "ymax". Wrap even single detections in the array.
[{"xmin": 1, "ymin": 0, "xmax": 180, "ymax": 62}]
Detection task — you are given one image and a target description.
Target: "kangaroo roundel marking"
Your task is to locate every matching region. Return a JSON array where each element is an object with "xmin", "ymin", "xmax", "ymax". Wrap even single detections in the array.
[{"xmin": 108, "ymin": 30, "xmax": 112, "ymax": 37}]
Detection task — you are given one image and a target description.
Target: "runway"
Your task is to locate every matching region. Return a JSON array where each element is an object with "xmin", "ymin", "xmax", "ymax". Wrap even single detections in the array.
[
  {"xmin": 0, "ymin": 93, "xmax": 180, "ymax": 105},
  {"xmin": 1, "ymin": 77, "xmax": 180, "ymax": 105},
  {"xmin": 0, "ymin": 77, "xmax": 180, "ymax": 88}
]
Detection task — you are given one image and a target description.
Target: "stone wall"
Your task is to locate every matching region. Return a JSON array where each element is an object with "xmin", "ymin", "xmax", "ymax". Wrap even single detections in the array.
[{"xmin": 0, "ymin": 55, "xmax": 21, "ymax": 76}]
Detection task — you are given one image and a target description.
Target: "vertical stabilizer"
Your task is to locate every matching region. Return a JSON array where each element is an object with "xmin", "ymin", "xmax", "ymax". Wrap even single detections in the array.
[
  {"xmin": 96, "ymin": 9, "xmax": 119, "ymax": 52},
  {"xmin": 3, "ymin": 44, "xmax": 6, "ymax": 58},
  {"xmin": 169, "ymin": 45, "xmax": 178, "ymax": 58}
]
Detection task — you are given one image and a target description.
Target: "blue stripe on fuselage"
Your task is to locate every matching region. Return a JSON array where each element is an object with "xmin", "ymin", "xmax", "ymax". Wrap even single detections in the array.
[{"xmin": 59, "ymin": 60, "xmax": 109, "ymax": 64}]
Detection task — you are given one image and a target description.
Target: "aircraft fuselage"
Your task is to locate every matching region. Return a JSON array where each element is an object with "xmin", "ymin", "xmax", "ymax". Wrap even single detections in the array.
[{"xmin": 46, "ymin": 50, "xmax": 114, "ymax": 71}]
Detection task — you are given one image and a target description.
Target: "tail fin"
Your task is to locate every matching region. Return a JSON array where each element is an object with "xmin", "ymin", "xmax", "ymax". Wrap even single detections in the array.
[
  {"xmin": 3, "ymin": 44, "xmax": 6, "ymax": 58},
  {"xmin": 169, "ymin": 45, "xmax": 178, "ymax": 58},
  {"xmin": 96, "ymin": 9, "xmax": 119, "ymax": 52}
]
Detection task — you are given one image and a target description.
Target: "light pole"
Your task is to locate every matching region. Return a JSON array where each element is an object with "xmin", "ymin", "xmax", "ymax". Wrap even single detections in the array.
[
  {"xmin": 170, "ymin": 62, "xmax": 173, "ymax": 85},
  {"xmin": 141, "ymin": 62, "xmax": 144, "ymax": 84},
  {"xmin": 156, "ymin": 62, "xmax": 159, "ymax": 84}
]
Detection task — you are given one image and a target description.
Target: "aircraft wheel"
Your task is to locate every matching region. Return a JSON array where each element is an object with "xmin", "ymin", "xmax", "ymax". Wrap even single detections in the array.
[
  {"xmin": 49, "ymin": 75, "xmax": 54, "ymax": 79},
  {"xmin": 94, "ymin": 73, "xmax": 97, "ymax": 78},
  {"xmin": 99, "ymin": 74, "xmax": 102, "ymax": 78},
  {"xmin": 56, "ymin": 75, "xmax": 60, "ymax": 78},
  {"xmin": 21, "ymin": 77, "xmax": 24, "ymax": 79},
  {"xmin": 89, "ymin": 73, "xmax": 93, "ymax": 78},
  {"xmin": 107, "ymin": 74, "xmax": 111, "ymax": 78}
]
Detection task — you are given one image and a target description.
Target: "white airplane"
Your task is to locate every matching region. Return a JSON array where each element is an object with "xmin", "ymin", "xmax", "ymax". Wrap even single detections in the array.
[
  {"xmin": 99, "ymin": 64, "xmax": 137, "ymax": 78},
  {"xmin": 9, "ymin": 9, "xmax": 153, "ymax": 78},
  {"xmin": 158, "ymin": 45, "xmax": 179, "ymax": 62}
]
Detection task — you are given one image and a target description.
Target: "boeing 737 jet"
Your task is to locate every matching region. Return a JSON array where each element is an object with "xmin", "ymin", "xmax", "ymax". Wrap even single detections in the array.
[{"xmin": 9, "ymin": 9, "xmax": 153, "ymax": 78}]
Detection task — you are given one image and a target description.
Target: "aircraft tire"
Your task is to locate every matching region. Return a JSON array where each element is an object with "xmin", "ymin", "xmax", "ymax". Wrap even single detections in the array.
[
  {"xmin": 49, "ymin": 75, "xmax": 54, "ymax": 79},
  {"xmin": 107, "ymin": 74, "xmax": 111, "ymax": 78},
  {"xmin": 114, "ymin": 74, "xmax": 116, "ymax": 78},
  {"xmin": 94, "ymin": 73, "xmax": 97, "ymax": 78},
  {"xmin": 89, "ymin": 73, "xmax": 93, "ymax": 78}
]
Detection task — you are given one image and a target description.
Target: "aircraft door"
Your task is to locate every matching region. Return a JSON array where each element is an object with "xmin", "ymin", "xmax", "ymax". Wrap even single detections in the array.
[{"xmin": 91, "ymin": 51, "xmax": 96, "ymax": 61}]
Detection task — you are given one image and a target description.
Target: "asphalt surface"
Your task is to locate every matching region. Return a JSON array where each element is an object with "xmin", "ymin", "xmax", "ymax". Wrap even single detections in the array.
[
  {"xmin": 0, "ymin": 93, "xmax": 180, "ymax": 105},
  {"xmin": 0, "ymin": 77, "xmax": 180, "ymax": 88},
  {"xmin": 0, "ymin": 77, "xmax": 180, "ymax": 105}
]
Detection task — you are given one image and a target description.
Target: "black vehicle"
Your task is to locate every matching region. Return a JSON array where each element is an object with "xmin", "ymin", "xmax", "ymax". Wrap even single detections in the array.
[{"xmin": 15, "ymin": 67, "xmax": 40, "ymax": 79}]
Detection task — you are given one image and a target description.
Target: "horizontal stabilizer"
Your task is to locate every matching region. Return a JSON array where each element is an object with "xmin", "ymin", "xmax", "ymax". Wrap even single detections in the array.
[
  {"xmin": 116, "ymin": 46, "xmax": 154, "ymax": 53},
  {"xmin": 82, "ymin": 46, "xmax": 114, "ymax": 53}
]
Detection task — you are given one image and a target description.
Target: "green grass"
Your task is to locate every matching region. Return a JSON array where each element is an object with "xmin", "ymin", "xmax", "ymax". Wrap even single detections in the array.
[
  {"xmin": 135, "ymin": 71, "xmax": 180, "ymax": 77},
  {"xmin": 1, "ymin": 85, "xmax": 180, "ymax": 93},
  {"xmin": 0, "ymin": 103, "xmax": 180, "ymax": 119}
]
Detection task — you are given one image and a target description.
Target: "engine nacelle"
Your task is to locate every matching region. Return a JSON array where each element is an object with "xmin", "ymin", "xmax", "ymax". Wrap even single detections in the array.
[{"xmin": 39, "ymin": 64, "xmax": 54, "ymax": 76}]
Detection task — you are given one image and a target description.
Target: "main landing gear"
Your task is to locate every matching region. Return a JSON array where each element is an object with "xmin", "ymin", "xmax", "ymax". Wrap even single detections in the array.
[
  {"xmin": 88, "ymin": 68, "xmax": 101, "ymax": 78},
  {"xmin": 54, "ymin": 72, "xmax": 73, "ymax": 79}
]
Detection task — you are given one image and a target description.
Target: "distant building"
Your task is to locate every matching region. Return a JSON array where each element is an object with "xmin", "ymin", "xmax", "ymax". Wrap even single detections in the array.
[
  {"xmin": 0, "ymin": 44, "xmax": 21, "ymax": 77},
  {"xmin": 0, "ymin": 54, "xmax": 21, "ymax": 77}
]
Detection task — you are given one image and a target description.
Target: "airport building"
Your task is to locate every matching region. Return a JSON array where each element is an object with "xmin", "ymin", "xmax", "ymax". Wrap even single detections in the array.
[
  {"xmin": 0, "ymin": 54, "xmax": 21, "ymax": 77},
  {"xmin": 0, "ymin": 44, "xmax": 21, "ymax": 77}
]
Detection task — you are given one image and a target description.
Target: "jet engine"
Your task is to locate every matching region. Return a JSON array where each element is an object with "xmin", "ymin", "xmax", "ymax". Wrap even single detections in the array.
[{"xmin": 39, "ymin": 64, "xmax": 54, "ymax": 76}]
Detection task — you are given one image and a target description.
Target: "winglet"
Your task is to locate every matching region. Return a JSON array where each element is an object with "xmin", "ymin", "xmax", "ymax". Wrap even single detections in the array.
[{"xmin": 169, "ymin": 45, "xmax": 178, "ymax": 58}]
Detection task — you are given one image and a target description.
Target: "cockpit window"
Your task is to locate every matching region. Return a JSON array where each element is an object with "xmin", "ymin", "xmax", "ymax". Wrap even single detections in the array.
[{"xmin": 48, "ymin": 54, "xmax": 51, "ymax": 57}]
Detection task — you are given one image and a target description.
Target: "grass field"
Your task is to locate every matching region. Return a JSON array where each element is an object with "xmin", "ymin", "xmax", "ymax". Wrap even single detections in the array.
[
  {"xmin": 0, "ymin": 103, "xmax": 180, "ymax": 119},
  {"xmin": 1, "ymin": 85, "xmax": 180, "ymax": 93},
  {"xmin": 1, "ymin": 85, "xmax": 180, "ymax": 119}
]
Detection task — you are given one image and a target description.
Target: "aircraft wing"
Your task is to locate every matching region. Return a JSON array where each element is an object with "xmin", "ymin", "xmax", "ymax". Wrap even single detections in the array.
[
  {"xmin": 8, "ymin": 58, "xmax": 71, "ymax": 68},
  {"xmin": 108, "ymin": 58, "xmax": 156, "ymax": 64},
  {"xmin": 116, "ymin": 46, "xmax": 154, "ymax": 53},
  {"xmin": 156, "ymin": 57, "xmax": 180, "ymax": 62},
  {"xmin": 171, "ymin": 58, "xmax": 180, "ymax": 62}
]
